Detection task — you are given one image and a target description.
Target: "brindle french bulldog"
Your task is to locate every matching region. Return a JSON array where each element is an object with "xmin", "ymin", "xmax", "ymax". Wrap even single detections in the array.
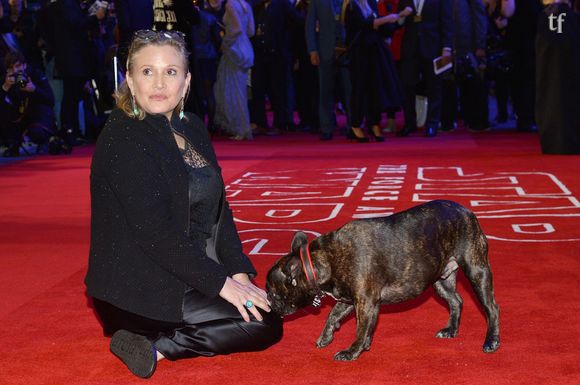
[{"xmin": 266, "ymin": 200, "xmax": 500, "ymax": 361}]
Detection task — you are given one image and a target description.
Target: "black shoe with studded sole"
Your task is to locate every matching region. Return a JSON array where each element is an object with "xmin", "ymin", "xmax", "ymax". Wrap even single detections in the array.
[{"xmin": 110, "ymin": 330, "xmax": 157, "ymax": 379}]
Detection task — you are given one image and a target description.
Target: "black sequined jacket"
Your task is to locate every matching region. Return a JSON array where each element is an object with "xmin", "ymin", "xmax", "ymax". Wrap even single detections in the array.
[{"xmin": 85, "ymin": 109, "xmax": 255, "ymax": 322}]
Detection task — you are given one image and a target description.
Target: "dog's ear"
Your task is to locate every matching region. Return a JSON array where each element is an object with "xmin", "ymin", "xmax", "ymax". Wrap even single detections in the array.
[{"xmin": 290, "ymin": 231, "xmax": 308, "ymax": 252}]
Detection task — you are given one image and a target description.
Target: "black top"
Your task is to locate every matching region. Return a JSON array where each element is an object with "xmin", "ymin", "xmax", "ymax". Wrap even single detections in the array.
[
  {"xmin": 178, "ymin": 137, "xmax": 222, "ymax": 239},
  {"xmin": 85, "ymin": 109, "xmax": 256, "ymax": 322}
]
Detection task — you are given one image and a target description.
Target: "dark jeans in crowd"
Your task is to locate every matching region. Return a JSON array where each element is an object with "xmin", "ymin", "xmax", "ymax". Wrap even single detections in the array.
[
  {"xmin": 400, "ymin": 55, "xmax": 443, "ymax": 130},
  {"xmin": 509, "ymin": 53, "xmax": 536, "ymax": 130},
  {"xmin": 60, "ymin": 76, "xmax": 87, "ymax": 142},
  {"xmin": 442, "ymin": 73, "xmax": 488, "ymax": 131},
  {"xmin": 293, "ymin": 56, "xmax": 319, "ymax": 131},
  {"xmin": 251, "ymin": 52, "xmax": 292, "ymax": 130}
]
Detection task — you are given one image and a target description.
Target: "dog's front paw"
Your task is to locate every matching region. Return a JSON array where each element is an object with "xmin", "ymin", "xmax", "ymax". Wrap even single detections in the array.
[
  {"xmin": 483, "ymin": 335, "xmax": 500, "ymax": 353},
  {"xmin": 334, "ymin": 349, "xmax": 360, "ymax": 361},
  {"xmin": 435, "ymin": 327, "xmax": 458, "ymax": 339},
  {"xmin": 316, "ymin": 333, "xmax": 334, "ymax": 348}
]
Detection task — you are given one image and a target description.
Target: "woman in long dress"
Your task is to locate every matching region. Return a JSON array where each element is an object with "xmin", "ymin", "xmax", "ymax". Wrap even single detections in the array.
[
  {"xmin": 214, "ymin": 0, "xmax": 255, "ymax": 140},
  {"xmin": 344, "ymin": 0, "xmax": 410, "ymax": 142}
]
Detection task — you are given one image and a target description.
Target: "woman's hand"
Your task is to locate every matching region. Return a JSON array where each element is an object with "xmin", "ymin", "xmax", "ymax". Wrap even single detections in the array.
[
  {"xmin": 495, "ymin": 16, "xmax": 508, "ymax": 29},
  {"xmin": 219, "ymin": 274, "xmax": 271, "ymax": 322},
  {"xmin": 399, "ymin": 6, "xmax": 413, "ymax": 18},
  {"xmin": 374, "ymin": 13, "xmax": 400, "ymax": 29},
  {"xmin": 383, "ymin": 14, "xmax": 400, "ymax": 23},
  {"xmin": 310, "ymin": 51, "xmax": 320, "ymax": 66}
]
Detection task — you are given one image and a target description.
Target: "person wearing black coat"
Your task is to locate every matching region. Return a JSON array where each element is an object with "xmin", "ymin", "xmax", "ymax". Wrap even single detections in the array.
[
  {"xmin": 52, "ymin": 0, "xmax": 107, "ymax": 145},
  {"xmin": 291, "ymin": 0, "xmax": 320, "ymax": 133},
  {"xmin": 344, "ymin": 0, "xmax": 407, "ymax": 142},
  {"xmin": 440, "ymin": 0, "xmax": 488, "ymax": 132},
  {"xmin": 505, "ymin": 0, "xmax": 542, "ymax": 132},
  {"xmin": 397, "ymin": 0, "xmax": 453, "ymax": 137},
  {"xmin": 85, "ymin": 30, "xmax": 282, "ymax": 379},
  {"xmin": 250, "ymin": 0, "xmax": 297, "ymax": 134}
]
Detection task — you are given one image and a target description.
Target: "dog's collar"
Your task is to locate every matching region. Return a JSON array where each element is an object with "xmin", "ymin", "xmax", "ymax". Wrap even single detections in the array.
[
  {"xmin": 299, "ymin": 243, "xmax": 325, "ymax": 308},
  {"xmin": 299, "ymin": 243, "xmax": 317, "ymax": 284}
]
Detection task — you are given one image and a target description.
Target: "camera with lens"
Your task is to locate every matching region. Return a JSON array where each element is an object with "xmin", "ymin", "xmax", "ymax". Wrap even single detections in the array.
[{"xmin": 13, "ymin": 72, "xmax": 28, "ymax": 88}]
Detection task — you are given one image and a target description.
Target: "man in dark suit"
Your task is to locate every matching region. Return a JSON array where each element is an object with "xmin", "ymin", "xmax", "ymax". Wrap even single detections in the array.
[
  {"xmin": 250, "ymin": 0, "xmax": 297, "ymax": 135},
  {"xmin": 52, "ymin": 0, "xmax": 107, "ymax": 145},
  {"xmin": 306, "ymin": 0, "xmax": 351, "ymax": 140},
  {"xmin": 115, "ymin": 0, "xmax": 154, "ymax": 57},
  {"xmin": 397, "ymin": 0, "xmax": 453, "ymax": 137},
  {"xmin": 441, "ymin": 0, "xmax": 488, "ymax": 132},
  {"xmin": 505, "ymin": 0, "xmax": 542, "ymax": 132}
]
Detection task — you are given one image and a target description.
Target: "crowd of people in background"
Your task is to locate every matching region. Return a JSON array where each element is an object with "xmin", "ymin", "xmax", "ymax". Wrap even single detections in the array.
[{"xmin": 0, "ymin": 0, "xmax": 579, "ymax": 156}]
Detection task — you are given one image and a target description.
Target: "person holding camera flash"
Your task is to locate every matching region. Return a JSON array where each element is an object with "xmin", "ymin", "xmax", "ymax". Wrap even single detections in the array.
[
  {"xmin": 440, "ymin": 0, "xmax": 489, "ymax": 133},
  {"xmin": 0, "ymin": 51, "xmax": 60, "ymax": 157}
]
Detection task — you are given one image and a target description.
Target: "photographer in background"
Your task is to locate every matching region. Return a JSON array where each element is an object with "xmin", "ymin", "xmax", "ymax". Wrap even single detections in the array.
[
  {"xmin": 0, "ymin": 51, "xmax": 68, "ymax": 156},
  {"xmin": 440, "ymin": 0, "xmax": 489, "ymax": 132}
]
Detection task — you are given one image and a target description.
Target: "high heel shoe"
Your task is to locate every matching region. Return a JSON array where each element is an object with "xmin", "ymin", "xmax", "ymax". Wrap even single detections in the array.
[
  {"xmin": 347, "ymin": 127, "xmax": 369, "ymax": 143},
  {"xmin": 369, "ymin": 126, "xmax": 385, "ymax": 142}
]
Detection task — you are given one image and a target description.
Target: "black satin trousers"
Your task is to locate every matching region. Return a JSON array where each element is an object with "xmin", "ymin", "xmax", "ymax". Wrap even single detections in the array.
[{"xmin": 93, "ymin": 290, "xmax": 283, "ymax": 361}]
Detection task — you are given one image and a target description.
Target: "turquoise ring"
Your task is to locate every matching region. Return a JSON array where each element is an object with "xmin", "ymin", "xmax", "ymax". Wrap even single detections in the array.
[{"xmin": 245, "ymin": 300, "xmax": 254, "ymax": 309}]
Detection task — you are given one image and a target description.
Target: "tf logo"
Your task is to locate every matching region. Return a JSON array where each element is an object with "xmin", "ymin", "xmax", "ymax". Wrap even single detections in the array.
[{"xmin": 548, "ymin": 13, "xmax": 566, "ymax": 34}]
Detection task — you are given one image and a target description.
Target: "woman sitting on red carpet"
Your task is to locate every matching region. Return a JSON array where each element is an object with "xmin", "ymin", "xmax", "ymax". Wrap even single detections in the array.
[{"xmin": 85, "ymin": 29, "xmax": 282, "ymax": 379}]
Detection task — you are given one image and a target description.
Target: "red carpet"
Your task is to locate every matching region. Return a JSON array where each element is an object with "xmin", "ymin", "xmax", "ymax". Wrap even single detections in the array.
[{"xmin": 1, "ymin": 128, "xmax": 579, "ymax": 385}]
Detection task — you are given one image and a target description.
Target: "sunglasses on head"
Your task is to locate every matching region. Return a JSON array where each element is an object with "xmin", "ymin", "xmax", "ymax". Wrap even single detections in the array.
[{"xmin": 133, "ymin": 29, "xmax": 186, "ymax": 43}]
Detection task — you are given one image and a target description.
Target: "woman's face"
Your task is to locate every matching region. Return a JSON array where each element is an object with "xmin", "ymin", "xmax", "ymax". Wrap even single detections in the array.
[{"xmin": 127, "ymin": 44, "xmax": 191, "ymax": 120}]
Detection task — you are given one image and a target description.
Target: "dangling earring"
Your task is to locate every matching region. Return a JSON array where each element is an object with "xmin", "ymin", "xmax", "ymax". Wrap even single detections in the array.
[
  {"xmin": 179, "ymin": 97, "xmax": 185, "ymax": 120},
  {"xmin": 131, "ymin": 95, "xmax": 139, "ymax": 116}
]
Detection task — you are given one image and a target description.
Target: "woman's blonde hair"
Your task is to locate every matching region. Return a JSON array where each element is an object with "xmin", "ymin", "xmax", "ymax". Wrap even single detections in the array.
[{"xmin": 115, "ymin": 30, "xmax": 190, "ymax": 120}]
